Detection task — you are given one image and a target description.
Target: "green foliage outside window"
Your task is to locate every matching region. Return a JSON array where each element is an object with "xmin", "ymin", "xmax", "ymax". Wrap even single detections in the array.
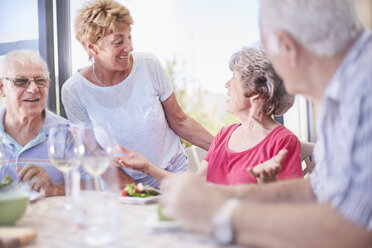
[{"xmin": 165, "ymin": 58, "xmax": 239, "ymax": 147}]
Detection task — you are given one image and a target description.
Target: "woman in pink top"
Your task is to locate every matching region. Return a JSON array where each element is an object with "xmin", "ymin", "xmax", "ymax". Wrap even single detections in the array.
[
  {"xmin": 116, "ymin": 48, "xmax": 302, "ymax": 185},
  {"xmin": 199, "ymin": 48, "xmax": 302, "ymax": 184}
]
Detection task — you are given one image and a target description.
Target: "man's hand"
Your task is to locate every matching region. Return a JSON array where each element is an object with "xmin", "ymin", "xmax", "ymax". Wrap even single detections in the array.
[
  {"xmin": 247, "ymin": 149, "xmax": 287, "ymax": 183},
  {"xmin": 161, "ymin": 173, "xmax": 227, "ymax": 234},
  {"xmin": 16, "ymin": 164, "xmax": 60, "ymax": 197}
]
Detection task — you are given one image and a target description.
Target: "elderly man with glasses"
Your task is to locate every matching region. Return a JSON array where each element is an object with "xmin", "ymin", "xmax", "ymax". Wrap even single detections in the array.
[{"xmin": 0, "ymin": 50, "xmax": 68, "ymax": 197}]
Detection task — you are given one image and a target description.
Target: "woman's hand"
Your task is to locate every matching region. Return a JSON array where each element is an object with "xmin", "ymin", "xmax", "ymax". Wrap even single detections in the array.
[
  {"xmin": 247, "ymin": 149, "xmax": 288, "ymax": 184},
  {"xmin": 16, "ymin": 164, "xmax": 60, "ymax": 197},
  {"xmin": 115, "ymin": 145, "xmax": 151, "ymax": 174}
]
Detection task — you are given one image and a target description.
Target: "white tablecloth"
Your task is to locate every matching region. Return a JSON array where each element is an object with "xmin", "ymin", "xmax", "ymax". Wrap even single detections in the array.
[{"xmin": 16, "ymin": 196, "xmax": 241, "ymax": 248}]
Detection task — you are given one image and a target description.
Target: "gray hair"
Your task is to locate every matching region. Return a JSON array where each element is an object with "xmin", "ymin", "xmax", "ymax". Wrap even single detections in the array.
[
  {"xmin": 259, "ymin": 0, "xmax": 363, "ymax": 57},
  {"xmin": 0, "ymin": 50, "xmax": 49, "ymax": 78},
  {"xmin": 229, "ymin": 47, "xmax": 294, "ymax": 116}
]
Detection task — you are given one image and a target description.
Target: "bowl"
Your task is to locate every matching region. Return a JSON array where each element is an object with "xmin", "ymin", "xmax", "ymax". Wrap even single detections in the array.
[{"xmin": 0, "ymin": 191, "xmax": 29, "ymax": 225}]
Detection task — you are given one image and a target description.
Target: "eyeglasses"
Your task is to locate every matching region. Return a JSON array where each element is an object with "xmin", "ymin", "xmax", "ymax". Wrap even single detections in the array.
[{"xmin": 2, "ymin": 77, "xmax": 50, "ymax": 88}]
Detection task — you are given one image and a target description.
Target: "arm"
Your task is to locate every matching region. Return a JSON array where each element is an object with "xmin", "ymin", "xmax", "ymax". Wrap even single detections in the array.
[
  {"xmin": 195, "ymin": 160, "xmax": 208, "ymax": 177},
  {"xmin": 115, "ymin": 145, "xmax": 172, "ymax": 182},
  {"xmin": 230, "ymin": 202, "xmax": 372, "ymax": 248},
  {"xmin": 161, "ymin": 173, "xmax": 372, "ymax": 248},
  {"xmin": 161, "ymin": 93, "xmax": 214, "ymax": 151}
]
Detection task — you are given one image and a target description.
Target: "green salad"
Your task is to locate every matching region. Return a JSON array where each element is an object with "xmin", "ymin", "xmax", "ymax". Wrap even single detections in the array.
[
  {"xmin": 0, "ymin": 175, "xmax": 13, "ymax": 189},
  {"xmin": 120, "ymin": 183, "xmax": 160, "ymax": 198}
]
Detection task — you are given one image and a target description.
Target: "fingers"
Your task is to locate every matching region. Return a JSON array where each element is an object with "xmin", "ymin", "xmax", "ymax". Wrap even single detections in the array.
[
  {"xmin": 247, "ymin": 167, "xmax": 259, "ymax": 178},
  {"xmin": 16, "ymin": 166, "xmax": 22, "ymax": 173},
  {"xmin": 116, "ymin": 145, "xmax": 131, "ymax": 155},
  {"xmin": 17, "ymin": 164, "xmax": 40, "ymax": 181}
]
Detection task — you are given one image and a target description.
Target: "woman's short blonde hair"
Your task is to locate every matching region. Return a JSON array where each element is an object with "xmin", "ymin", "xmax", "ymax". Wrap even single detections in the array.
[
  {"xmin": 229, "ymin": 47, "xmax": 294, "ymax": 116},
  {"xmin": 75, "ymin": 0, "xmax": 133, "ymax": 55}
]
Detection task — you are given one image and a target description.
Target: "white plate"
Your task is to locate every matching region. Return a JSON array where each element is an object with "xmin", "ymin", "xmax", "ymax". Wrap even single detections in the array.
[
  {"xmin": 145, "ymin": 213, "xmax": 181, "ymax": 231},
  {"xmin": 118, "ymin": 195, "xmax": 160, "ymax": 205}
]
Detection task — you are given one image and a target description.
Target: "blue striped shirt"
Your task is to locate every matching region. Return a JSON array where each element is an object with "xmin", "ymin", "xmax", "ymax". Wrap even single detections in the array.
[
  {"xmin": 310, "ymin": 29, "xmax": 372, "ymax": 230},
  {"xmin": 0, "ymin": 108, "xmax": 69, "ymax": 184}
]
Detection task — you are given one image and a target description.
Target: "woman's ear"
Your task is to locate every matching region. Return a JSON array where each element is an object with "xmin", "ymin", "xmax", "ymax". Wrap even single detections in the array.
[
  {"xmin": 86, "ymin": 43, "xmax": 98, "ymax": 55},
  {"xmin": 250, "ymin": 93, "xmax": 261, "ymax": 102}
]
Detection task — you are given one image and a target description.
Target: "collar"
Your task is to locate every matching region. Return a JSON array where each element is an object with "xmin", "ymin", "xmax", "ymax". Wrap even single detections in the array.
[{"xmin": 0, "ymin": 107, "xmax": 48, "ymax": 153}]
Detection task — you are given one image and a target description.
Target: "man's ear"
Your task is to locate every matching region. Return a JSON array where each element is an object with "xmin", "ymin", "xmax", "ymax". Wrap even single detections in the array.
[{"xmin": 277, "ymin": 31, "xmax": 300, "ymax": 68}]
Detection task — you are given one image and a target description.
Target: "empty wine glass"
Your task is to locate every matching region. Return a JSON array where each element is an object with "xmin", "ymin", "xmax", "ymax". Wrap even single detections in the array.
[
  {"xmin": 77, "ymin": 125, "xmax": 114, "ymax": 191},
  {"xmin": 48, "ymin": 124, "xmax": 79, "ymax": 209},
  {"xmin": 0, "ymin": 139, "xmax": 4, "ymax": 166}
]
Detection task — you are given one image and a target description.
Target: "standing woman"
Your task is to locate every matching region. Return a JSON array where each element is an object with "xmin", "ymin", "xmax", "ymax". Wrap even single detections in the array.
[{"xmin": 62, "ymin": 0, "xmax": 213, "ymax": 187}]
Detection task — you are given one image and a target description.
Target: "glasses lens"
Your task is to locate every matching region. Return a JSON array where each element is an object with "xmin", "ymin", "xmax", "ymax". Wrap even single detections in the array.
[
  {"xmin": 13, "ymin": 78, "xmax": 30, "ymax": 87},
  {"xmin": 34, "ymin": 78, "xmax": 49, "ymax": 87}
]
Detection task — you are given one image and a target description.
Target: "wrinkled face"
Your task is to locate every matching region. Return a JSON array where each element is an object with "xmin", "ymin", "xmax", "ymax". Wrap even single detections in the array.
[
  {"xmin": 94, "ymin": 25, "xmax": 133, "ymax": 71},
  {"xmin": 0, "ymin": 63, "xmax": 49, "ymax": 118},
  {"xmin": 225, "ymin": 70, "xmax": 250, "ymax": 115}
]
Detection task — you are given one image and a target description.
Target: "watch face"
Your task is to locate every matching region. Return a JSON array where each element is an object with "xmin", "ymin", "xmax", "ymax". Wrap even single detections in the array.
[{"xmin": 213, "ymin": 220, "xmax": 233, "ymax": 245}]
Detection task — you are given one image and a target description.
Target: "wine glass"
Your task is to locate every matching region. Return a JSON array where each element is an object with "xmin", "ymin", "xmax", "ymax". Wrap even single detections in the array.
[
  {"xmin": 48, "ymin": 124, "xmax": 79, "ymax": 209},
  {"xmin": 0, "ymin": 139, "xmax": 5, "ymax": 166},
  {"xmin": 77, "ymin": 125, "xmax": 114, "ymax": 191}
]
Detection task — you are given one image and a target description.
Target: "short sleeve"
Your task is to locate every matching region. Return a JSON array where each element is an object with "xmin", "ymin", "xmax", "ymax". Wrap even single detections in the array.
[
  {"xmin": 153, "ymin": 57, "xmax": 173, "ymax": 102},
  {"xmin": 203, "ymin": 126, "xmax": 228, "ymax": 162},
  {"xmin": 276, "ymin": 134, "xmax": 303, "ymax": 180}
]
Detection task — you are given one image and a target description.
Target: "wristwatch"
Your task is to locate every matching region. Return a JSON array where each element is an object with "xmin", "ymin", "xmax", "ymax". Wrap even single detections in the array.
[{"xmin": 212, "ymin": 199, "xmax": 240, "ymax": 245}]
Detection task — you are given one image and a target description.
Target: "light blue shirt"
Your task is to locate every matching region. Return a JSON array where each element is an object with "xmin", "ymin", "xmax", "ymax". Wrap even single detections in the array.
[
  {"xmin": 62, "ymin": 52, "xmax": 187, "ymax": 187},
  {"xmin": 0, "ymin": 108, "xmax": 69, "ymax": 184},
  {"xmin": 310, "ymin": 29, "xmax": 372, "ymax": 230}
]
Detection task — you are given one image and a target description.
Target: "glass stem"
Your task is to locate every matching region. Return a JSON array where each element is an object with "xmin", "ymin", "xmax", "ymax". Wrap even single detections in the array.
[
  {"xmin": 94, "ymin": 176, "xmax": 100, "ymax": 191},
  {"xmin": 64, "ymin": 170, "xmax": 71, "ymax": 209}
]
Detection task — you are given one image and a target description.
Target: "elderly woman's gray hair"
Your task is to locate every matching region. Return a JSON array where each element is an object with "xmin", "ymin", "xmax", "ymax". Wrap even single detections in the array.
[
  {"xmin": 229, "ymin": 47, "xmax": 294, "ymax": 116},
  {"xmin": 0, "ymin": 50, "xmax": 49, "ymax": 78}
]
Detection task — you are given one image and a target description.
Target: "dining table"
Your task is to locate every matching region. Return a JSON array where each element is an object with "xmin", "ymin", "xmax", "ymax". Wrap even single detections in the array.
[{"xmin": 15, "ymin": 196, "xmax": 242, "ymax": 248}]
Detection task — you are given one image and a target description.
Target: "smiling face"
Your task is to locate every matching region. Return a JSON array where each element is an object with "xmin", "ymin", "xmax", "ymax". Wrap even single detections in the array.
[
  {"xmin": 225, "ymin": 70, "xmax": 250, "ymax": 115},
  {"xmin": 92, "ymin": 25, "xmax": 133, "ymax": 72},
  {"xmin": 0, "ymin": 62, "xmax": 50, "ymax": 119}
]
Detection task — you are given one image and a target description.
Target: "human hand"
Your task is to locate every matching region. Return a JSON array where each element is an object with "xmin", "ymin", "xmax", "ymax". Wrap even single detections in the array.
[
  {"xmin": 16, "ymin": 164, "xmax": 56, "ymax": 196},
  {"xmin": 247, "ymin": 149, "xmax": 287, "ymax": 183},
  {"xmin": 161, "ymin": 173, "xmax": 227, "ymax": 235},
  {"xmin": 115, "ymin": 145, "xmax": 151, "ymax": 174}
]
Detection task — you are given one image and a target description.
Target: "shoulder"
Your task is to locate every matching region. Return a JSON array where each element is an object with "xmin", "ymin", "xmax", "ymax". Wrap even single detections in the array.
[
  {"xmin": 217, "ymin": 123, "xmax": 240, "ymax": 138},
  {"xmin": 269, "ymin": 125, "xmax": 300, "ymax": 145},
  {"xmin": 62, "ymin": 71, "xmax": 87, "ymax": 92}
]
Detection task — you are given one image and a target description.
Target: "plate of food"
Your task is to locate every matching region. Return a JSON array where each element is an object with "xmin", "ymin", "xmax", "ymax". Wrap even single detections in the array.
[{"xmin": 118, "ymin": 183, "xmax": 161, "ymax": 204}]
